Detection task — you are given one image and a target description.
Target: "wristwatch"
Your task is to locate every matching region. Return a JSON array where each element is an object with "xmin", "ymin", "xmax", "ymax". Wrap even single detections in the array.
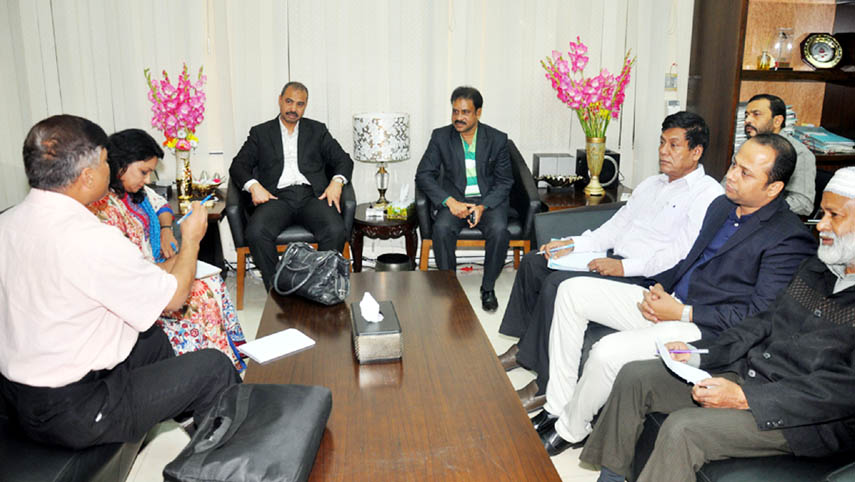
[{"xmin": 681, "ymin": 305, "xmax": 692, "ymax": 322}]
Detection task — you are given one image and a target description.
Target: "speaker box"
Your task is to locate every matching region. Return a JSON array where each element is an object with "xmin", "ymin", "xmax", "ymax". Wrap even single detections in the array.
[{"xmin": 576, "ymin": 149, "xmax": 621, "ymax": 188}]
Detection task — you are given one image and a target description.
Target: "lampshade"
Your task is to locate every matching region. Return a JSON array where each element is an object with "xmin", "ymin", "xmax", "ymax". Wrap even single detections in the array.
[{"xmin": 352, "ymin": 113, "xmax": 410, "ymax": 163}]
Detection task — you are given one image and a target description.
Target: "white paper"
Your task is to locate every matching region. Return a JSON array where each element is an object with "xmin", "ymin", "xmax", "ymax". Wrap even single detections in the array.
[
  {"xmin": 195, "ymin": 260, "xmax": 222, "ymax": 279},
  {"xmin": 359, "ymin": 292, "xmax": 384, "ymax": 322},
  {"xmin": 238, "ymin": 328, "xmax": 316, "ymax": 364},
  {"xmin": 655, "ymin": 339, "xmax": 711, "ymax": 385},
  {"xmin": 546, "ymin": 251, "xmax": 608, "ymax": 271}
]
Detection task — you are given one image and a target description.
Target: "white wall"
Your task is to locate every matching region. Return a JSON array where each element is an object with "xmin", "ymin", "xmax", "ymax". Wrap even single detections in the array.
[{"xmin": 1, "ymin": 0, "xmax": 693, "ymax": 221}]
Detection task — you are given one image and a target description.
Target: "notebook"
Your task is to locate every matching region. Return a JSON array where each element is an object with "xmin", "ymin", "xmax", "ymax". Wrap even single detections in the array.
[
  {"xmin": 195, "ymin": 260, "xmax": 222, "ymax": 279},
  {"xmin": 238, "ymin": 328, "xmax": 316, "ymax": 364}
]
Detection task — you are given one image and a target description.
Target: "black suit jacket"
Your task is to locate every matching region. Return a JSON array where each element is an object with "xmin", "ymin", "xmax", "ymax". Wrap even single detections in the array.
[
  {"xmin": 414, "ymin": 122, "xmax": 513, "ymax": 210},
  {"xmin": 230, "ymin": 117, "xmax": 353, "ymax": 197},
  {"xmin": 647, "ymin": 195, "xmax": 816, "ymax": 338}
]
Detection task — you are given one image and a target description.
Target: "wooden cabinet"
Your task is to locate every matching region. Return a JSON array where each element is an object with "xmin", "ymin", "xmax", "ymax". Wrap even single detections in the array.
[{"xmin": 688, "ymin": 0, "xmax": 855, "ymax": 179}]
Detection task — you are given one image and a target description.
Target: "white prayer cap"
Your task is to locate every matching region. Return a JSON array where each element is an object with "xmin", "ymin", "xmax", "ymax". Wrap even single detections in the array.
[{"xmin": 824, "ymin": 167, "xmax": 855, "ymax": 199}]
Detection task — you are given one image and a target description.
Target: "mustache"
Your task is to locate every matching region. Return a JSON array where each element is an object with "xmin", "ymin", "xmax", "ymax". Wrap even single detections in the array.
[{"xmin": 454, "ymin": 121, "xmax": 465, "ymax": 125}]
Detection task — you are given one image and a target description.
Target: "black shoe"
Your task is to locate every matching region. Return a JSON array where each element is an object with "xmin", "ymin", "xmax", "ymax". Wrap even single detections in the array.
[
  {"xmin": 530, "ymin": 410, "xmax": 558, "ymax": 434},
  {"xmin": 540, "ymin": 427, "xmax": 584, "ymax": 457},
  {"xmin": 481, "ymin": 289, "xmax": 498, "ymax": 312},
  {"xmin": 498, "ymin": 343, "xmax": 519, "ymax": 371}
]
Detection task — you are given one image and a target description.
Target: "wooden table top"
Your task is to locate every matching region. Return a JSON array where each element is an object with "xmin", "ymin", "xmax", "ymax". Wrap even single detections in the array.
[
  {"xmin": 539, "ymin": 184, "xmax": 632, "ymax": 211},
  {"xmin": 244, "ymin": 271, "xmax": 560, "ymax": 481}
]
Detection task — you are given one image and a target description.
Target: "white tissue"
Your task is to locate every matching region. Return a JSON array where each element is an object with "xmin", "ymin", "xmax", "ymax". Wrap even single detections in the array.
[{"xmin": 360, "ymin": 292, "xmax": 384, "ymax": 323}]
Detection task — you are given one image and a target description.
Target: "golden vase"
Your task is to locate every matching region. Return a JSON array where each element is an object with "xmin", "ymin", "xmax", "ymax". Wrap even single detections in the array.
[
  {"xmin": 584, "ymin": 137, "xmax": 606, "ymax": 196},
  {"xmin": 175, "ymin": 149, "xmax": 193, "ymax": 204}
]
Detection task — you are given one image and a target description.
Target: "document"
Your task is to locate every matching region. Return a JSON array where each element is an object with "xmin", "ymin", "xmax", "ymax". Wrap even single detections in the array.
[
  {"xmin": 655, "ymin": 339, "xmax": 710, "ymax": 385},
  {"xmin": 546, "ymin": 251, "xmax": 608, "ymax": 271},
  {"xmin": 195, "ymin": 260, "xmax": 222, "ymax": 279},
  {"xmin": 238, "ymin": 328, "xmax": 316, "ymax": 364}
]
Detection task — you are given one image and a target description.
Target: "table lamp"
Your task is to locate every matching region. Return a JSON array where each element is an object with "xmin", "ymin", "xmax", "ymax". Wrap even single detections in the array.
[{"xmin": 352, "ymin": 113, "xmax": 410, "ymax": 208}]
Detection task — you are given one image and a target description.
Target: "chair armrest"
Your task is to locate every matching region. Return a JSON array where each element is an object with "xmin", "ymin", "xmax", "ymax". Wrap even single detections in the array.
[
  {"xmin": 507, "ymin": 140, "xmax": 542, "ymax": 240},
  {"xmin": 341, "ymin": 182, "xmax": 356, "ymax": 235},
  {"xmin": 225, "ymin": 179, "xmax": 248, "ymax": 248},
  {"xmin": 826, "ymin": 461, "xmax": 855, "ymax": 481},
  {"xmin": 533, "ymin": 202, "xmax": 625, "ymax": 247},
  {"xmin": 415, "ymin": 186, "xmax": 432, "ymax": 239}
]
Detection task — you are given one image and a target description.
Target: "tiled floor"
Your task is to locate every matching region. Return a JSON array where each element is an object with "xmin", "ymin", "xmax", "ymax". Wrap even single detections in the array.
[{"xmin": 128, "ymin": 263, "xmax": 600, "ymax": 481}]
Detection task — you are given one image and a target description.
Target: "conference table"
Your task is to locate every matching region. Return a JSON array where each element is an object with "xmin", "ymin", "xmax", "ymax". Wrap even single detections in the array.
[{"xmin": 244, "ymin": 271, "xmax": 560, "ymax": 481}]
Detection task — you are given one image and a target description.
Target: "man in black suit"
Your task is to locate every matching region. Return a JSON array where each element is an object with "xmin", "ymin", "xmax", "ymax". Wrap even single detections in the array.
[
  {"xmin": 415, "ymin": 86, "xmax": 513, "ymax": 312},
  {"xmin": 230, "ymin": 82, "xmax": 353, "ymax": 289},
  {"xmin": 533, "ymin": 134, "xmax": 816, "ymax": 456}
]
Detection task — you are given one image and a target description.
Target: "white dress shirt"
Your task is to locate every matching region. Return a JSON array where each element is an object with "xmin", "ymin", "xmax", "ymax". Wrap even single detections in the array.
[
  {"xmin": 572, "ymin": 165, "xmax": 724, "ymax": 277},
  {"xmin": 243, "ymin": 118, "xmax": 346, "ymax": 193},
  {"xmin": 0, "ymin": 189, "xmax": 177, "ymax": 387}
]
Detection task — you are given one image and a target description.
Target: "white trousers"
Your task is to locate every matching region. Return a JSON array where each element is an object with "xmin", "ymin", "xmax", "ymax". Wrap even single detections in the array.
[{"xmin": 543, "ymin": 277, "xmax": 702, "ymax": 443}]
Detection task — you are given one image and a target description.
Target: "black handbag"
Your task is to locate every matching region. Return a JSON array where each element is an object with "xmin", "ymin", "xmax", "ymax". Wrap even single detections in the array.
[
  {"xmin": 163, "ymin": 384, "xmax": 332, "ymax": 482},
  {"xmin": 273, "ymin": 242, "xmax": 350, "ymax": 305}
]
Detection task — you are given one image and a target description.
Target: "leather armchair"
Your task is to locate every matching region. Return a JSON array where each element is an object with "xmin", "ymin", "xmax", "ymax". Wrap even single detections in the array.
[
  {"xmin": 415, "ymin": 139, "xmax": 541, "ymax": 270},
  {"xmin": 225, "ymin": 177, "xmax": 356, "ymax": 309},
  {"xmin": 0, "ymin": 395, "xmax": 143, "ymax": 482}
]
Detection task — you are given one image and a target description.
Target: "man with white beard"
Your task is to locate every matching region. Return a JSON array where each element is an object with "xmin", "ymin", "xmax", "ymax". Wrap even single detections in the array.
[{"xmin": 578, "ymin": 167, "xmax": 855, "ymax": 482}]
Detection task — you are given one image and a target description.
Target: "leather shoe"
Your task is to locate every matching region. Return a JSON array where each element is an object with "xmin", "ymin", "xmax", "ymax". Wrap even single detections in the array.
[
  {"xmin": 530, "ymin": 410, "xmax": 558, "ymax": 434},
  {"xmin": 498, "ymin": 344, "xmax": 519, "ymax": 371},
  {"xmin": 516, "ymin": 380, "xmax": 546, "ymax": 413},
  {"xmin": 540, "ymin": 427, "xmax": 584, "ymax": 457},
  {"xmin": 481, "ymin": 289, "xmax": 499, "ymax": 312}
]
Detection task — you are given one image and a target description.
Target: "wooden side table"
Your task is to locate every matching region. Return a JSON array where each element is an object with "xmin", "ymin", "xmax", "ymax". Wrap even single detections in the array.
[{"xmin": 351, "ymin": 203, "xmax": 418, "ymax": 273}]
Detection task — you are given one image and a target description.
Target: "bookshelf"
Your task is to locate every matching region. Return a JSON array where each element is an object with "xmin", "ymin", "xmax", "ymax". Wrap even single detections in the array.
[{"xmin": 688, "ymin": 0, "xmax": 855, "ymax": 178}]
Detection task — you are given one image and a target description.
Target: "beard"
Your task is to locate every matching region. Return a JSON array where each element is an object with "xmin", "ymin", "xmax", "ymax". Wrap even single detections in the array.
[{"xmin": 818, "ymin": 231, "xmax": 855, "ymax": 266}]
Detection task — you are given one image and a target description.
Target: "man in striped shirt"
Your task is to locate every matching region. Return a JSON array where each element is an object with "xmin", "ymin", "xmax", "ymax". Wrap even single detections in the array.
[{"xmin": 416, "ymin": 86, "xmax": 514, "ymax": 312}]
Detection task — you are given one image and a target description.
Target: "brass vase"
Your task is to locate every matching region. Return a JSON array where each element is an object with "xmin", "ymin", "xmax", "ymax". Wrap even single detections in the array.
[
  {"xmin": 584, "ymin": 137, "xmax": 606, "ymax": 196},
  {"xmin": 175, "ymin": 149, "xmax": 193, "ymax": 204}
]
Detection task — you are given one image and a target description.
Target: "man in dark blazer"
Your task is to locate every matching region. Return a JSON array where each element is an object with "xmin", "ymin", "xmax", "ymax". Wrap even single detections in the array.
[
  {"xmin": 415, "ymin": 86, "xmax": 513, "ymax": 311},
  {"xmin": 532, "ymin": 133, "xmax": 816, "ymax": 456},
  {"xmin": 582, "ymin": 167, "xmax": 855, "ymax": 482},
  {"xmin": 230, "ymin": 81, "xmax": 353, "ymax": 289}
]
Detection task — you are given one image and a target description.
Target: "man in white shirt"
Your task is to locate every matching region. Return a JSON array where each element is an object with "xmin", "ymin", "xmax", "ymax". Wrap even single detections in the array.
[
  {"xmin": 230, "ymin": 81, "xmax": 354, "ymax": 289},
  {"xmin": 742, "ymin": 93, "xmax": 815, "ymax": 216},
  {"xmin": 0, "ymin": 115, "xmax": 240, "ymax": 449},
  {"xmin": 499, "ymin": 112, "xmax": 723, "ymax": 411}
]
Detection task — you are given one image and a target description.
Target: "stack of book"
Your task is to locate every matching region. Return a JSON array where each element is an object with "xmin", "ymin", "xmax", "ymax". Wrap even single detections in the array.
[
  {"xmin": 733, "ymin": 102, "xmax": 798, "ymax": 151},
  {"xmin": 792, "ymin": 126, "xmax": 855, "ymax": 154}
]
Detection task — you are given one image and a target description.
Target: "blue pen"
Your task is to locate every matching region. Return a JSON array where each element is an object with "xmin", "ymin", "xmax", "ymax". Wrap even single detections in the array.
[
  {"xmin": 171, "ymin": 242, "xmax": 178, "ymax": 252},
  {"xmin": 537, "ymin": 245, "xmax": 574, "ymax": 255},
  {"xmin": 668, "ymin": 349, "xmax": 709, "ymax": 354},
  {"xmin": 176, "ymin": 193, "xmax": 214, "ymax": 225}
]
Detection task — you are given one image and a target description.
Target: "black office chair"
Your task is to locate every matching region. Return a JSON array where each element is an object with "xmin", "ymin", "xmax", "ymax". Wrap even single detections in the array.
[
  {"xmin": 225, "ymin": 176, "xmax": 356, "ymax": 309},
  {"xmin": 415, "ymin": 139, "xmax": 541, "ymax": 270}
]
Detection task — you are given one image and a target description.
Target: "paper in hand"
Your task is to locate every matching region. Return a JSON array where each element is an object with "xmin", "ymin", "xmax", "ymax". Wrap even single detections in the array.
[
  {"xmin": 547, "ymin": 251, "xmax": 608, "ymax": 271},
  {"xmin": 655, "ymin": 339, "xmax": 710, "ymax": 385}
]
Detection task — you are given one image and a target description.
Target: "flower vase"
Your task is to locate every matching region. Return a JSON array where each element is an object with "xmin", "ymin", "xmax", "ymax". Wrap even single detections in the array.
[
  {"xmin": 583, "ymin": 137, "xmax": 606, "ymax": 196},
  {"xmin": 175, "ymin": 149, "xmax": 193, "ymax": 203}
]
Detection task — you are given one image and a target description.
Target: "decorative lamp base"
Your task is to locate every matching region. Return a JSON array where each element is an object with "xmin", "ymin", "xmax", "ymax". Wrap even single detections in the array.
[{"xmin": 584, "ymin": 137, "xmax": 606, "ymax": 197}]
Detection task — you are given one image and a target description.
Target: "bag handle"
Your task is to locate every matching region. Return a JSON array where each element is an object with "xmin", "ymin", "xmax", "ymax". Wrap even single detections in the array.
[{"xmin": 274, "ymin": 247, "xmax": 337, "ymax": 296}]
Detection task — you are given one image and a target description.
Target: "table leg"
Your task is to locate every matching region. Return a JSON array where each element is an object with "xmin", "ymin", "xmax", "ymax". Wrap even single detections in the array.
[{"xmin": 351, "ymin": 229, "xmax": 364, "ymax": 273}]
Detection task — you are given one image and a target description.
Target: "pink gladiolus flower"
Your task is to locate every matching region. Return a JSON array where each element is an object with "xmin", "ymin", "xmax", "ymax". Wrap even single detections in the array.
[
  {"xmin": 176, "ymin": 139, "xmax": 192, "ymax": 151},
  {"xmin": 552, "ymin": 50, "xmax": 563, "ymax": 61}
]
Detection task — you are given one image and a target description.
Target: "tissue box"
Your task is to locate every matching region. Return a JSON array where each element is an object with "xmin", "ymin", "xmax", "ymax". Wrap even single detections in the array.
[
  {"xmin": 386, "ymin": 203, "xmax": 414, "ymax": 220},
  {"xmin": 351, "ymin": 301, "xmax": 402, "ymax": 364}
]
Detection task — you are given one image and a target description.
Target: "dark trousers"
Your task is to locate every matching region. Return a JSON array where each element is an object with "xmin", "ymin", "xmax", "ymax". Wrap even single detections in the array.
[
  {"xmin": 498, "ymin": 251, "xmax": 643, "ymax": 394},
  {"xmin": 246, "ymin": 184, "xmax": 346, "ymax": 289},
  {"xmin": 0, "ymin": 326, "xmax": 241, "ymax": 450},
  {"xmin": 580, "ymin": 359, "xmax": 789, "ymax": 482},
  {"xmin": 432, "ymin": 203, "xmax": 509, "ymax": 291}
]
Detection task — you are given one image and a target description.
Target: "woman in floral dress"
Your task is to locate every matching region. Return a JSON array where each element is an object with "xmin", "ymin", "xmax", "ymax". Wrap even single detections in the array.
[{"xmin": 89, "ymin": 128, "xmax": 245, "ymax": 371}]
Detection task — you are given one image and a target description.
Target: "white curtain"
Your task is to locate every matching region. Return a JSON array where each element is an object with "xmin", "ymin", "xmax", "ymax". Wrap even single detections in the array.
[{"xmin": 1, "ymin": 0, "xmax": 688, "ymax": 215}]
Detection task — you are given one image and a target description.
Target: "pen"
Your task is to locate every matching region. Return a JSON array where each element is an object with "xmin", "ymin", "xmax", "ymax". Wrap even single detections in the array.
[
  {"xmin": 171, "ymin": 242, "xmax": 178, "ymax": 252},
  {"xmin": 176, "ymin": 193, "xmax": 214, "ymax": 225},
  {"xmin": 668, "ymin": 349, "xmax": 709, "ymax": 354},
  {"xmin": 537, "ymin": 245, "xmax": 574, "ymax": 255}
]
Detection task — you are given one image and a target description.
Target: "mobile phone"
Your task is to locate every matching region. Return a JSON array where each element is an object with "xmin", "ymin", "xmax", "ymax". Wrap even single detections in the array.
[{"xmin": 467, "ymin": 211, "xmax": 476, "ymax": 224}]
